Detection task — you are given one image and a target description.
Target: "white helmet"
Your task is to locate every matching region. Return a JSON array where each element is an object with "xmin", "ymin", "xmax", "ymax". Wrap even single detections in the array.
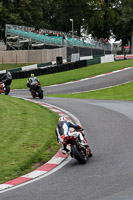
[{"xmin": 58, "ymin": 117, "xmax": 67, "ymax": 122}]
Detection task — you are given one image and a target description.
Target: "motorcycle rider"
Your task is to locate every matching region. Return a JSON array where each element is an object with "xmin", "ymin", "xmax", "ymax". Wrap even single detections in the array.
[
  {"xmin": 0, "ymin": 71, "xmax": 12, "ymax": 92},
  {"xmin": 0, "ymin": 71, "xmax": 12, "ymax": 83},
  {"xmin": 55, "ymin": 117, "xmax": 90, "ymax": 154},
  {"xmin": 26, "ymin": 74, "xmax": 39, "ymax": 91}
]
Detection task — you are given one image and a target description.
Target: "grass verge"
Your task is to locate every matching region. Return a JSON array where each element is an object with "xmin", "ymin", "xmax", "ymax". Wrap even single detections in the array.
[
  {"xmin": 46, "ymin": 81, "xmax": 133, "ymax": 101},
  {"xmin": 0, "ymin": 63, "xmax": 32, "ymax": 71},
  {"xmin": 11, "ymin": 60, "xmax": 133, "ymax": 90},
  {"xmin": 0, "ymin": 95, "xmax": 59, "ymax": 184}
]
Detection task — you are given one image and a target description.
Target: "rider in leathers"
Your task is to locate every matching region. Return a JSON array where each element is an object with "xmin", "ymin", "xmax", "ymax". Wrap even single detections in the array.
[
  {"xmin": 0, "ymin": 71, "xmax": 12, "ymax": 84},
  {"xmin": 0, "ymin": 72, "xmax": 12, "ymax": 92},
  {"xmin": 26, "ymin": 74, "xmax": 39, "ymax": 91},
  {"xmin": 55, "ymin": 117, "xmax": 89, "ymax": 154}
]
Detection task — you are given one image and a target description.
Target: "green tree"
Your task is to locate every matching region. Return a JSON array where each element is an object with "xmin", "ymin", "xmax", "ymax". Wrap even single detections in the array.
[
  {"xmin": 0, "ymin": 0, "xmax": 17, "ymax": 40},
  {"xmin": 48, "ymin": 0, "xmax": 89, "ymax": 36},
  {"xmin": 0, "ymin": 0, "xmax": 132, "ymax": 47},
  {"xmin": 85, "ymin": 0, "xmax": 121, "ymax": 40},
  {"xmin": 0, "ymin": 0, "xmax": 51, "ymax": 40},
  {"xmin": 113, "ymin": 0, "xmax": 133, "ymax": 46}
]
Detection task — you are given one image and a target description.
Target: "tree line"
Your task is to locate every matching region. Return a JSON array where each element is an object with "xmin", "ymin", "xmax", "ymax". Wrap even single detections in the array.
[{"xmin": 0, "ymin": 0, "xmax": 133, "ymax": 46}]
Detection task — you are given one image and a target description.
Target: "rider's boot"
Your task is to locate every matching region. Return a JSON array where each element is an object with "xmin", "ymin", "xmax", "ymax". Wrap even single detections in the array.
[{"xmin": 61, "ymin": 144, "xmax": 69, "ymax": 154}]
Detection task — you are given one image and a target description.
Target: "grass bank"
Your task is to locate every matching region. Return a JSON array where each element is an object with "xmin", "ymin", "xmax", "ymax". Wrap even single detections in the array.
[
  {"xmin": 0, "ymin": 95, "xmax": 59, "ymax": 184},
  {"xmin": 46, "ymin": 81, "xmax": 133, "ymax": 101},
  {"xmin": 11, "ymin": 60, "xmax": 133, "ymax": 89}
]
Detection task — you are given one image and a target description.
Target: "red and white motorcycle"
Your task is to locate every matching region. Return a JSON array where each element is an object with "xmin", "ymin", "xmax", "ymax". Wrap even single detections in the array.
[{"xmin": 61, "ymin": 128, "xmax": 92, "ymax": 164}]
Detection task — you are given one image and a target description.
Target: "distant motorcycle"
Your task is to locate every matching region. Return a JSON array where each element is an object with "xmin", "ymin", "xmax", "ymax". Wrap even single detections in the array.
[
  {"xmin": 0, "ymin": 78, "xmax": 12, "ymax": 95},
  {"xmin": 29, "ymin": 81, "xmax": 43, "ymax": 99},
  {"xmin": 62, "ymin": 128, "xmax": 92, "ymax": 164}
]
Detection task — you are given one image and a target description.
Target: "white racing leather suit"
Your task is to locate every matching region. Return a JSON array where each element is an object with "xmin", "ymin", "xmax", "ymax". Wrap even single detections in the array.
[{"xmin": 55, "ymin": 120, "xmax": 87, "ymax": 152}]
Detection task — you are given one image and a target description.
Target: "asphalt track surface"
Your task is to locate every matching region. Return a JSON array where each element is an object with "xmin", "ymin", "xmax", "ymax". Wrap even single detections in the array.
[
  {"xmin": 1, "ymin": 68, "xmax": 133, "ymax": 200},
  {"xmin": 44, "ymin": 67, "xmax": 133, "ymax": 94}
]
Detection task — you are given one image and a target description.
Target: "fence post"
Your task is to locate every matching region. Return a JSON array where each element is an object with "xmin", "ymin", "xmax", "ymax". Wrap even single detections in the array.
[
  {"xmin": 104, "ymin": 48, "xmax": 105, "ymax": 56},
  {"xmin": 16, "ymin": 53, "xmax": 18, "ymax": 66},
  {"xmin": 91, "ymin": 47, "xmax": 92, "ymax": 56},
  {"xmin": 2, "ymin": 57, "xmax": 4, "ymax": 70}
]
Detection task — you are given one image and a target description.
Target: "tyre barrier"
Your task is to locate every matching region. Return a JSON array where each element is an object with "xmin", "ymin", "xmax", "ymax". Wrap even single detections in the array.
[
  {"xmin": 5, "ymin": 60, "xmax": 87, "ymax": 79},
  {"xmin": 0, "ymin": 58, "xmax": 98, "ymax": 80}
]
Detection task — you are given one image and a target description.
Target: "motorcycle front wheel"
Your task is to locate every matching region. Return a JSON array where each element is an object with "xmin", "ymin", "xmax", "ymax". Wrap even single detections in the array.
[
  {"xmin": 38, "ymin": 89, "xmax": 43, "ymax": 99},
  {"xmin": 31, "ymin": 91, "xmax": 36, "ymax": 98},
  {"xmin": 5, "ymin": 85, "xmax": 10, "ymax": 95},
  {"xmin": 71, "ymin": 144, "xmax": 87, "ymax": 164}
]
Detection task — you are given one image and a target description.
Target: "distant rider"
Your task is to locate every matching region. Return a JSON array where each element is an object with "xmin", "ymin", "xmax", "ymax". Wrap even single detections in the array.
[
  {"xmin": 0, "ymin": 71, "xmax": 12, "ymax": 92},
  {"xmin": 55, "ymin": 117, "xmax": 90, "ymax": 154},
  {"xmin": 0, "ymin": 71, "xmax": 12, "ymax": 84},
  {"xmin": 26, "ymin": 74, "xmax": 39, "ymax": 91}
]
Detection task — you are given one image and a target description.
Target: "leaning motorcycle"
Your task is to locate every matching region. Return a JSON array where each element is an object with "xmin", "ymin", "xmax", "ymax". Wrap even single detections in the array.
[
  {"xmin": 61, "ymin": 129, "xmax": 92, "ymax": 164},
  {"xmin": 30, "ymin": 81, "xmax": 43, "ymax": 99},
  {"xmin": 0, "ymin": 79, "xmax": 12, "ymax": 95}
]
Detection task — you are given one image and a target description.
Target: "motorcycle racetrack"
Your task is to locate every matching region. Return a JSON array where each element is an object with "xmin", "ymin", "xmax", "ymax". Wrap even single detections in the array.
[{"xmin": 0, "ymin": 68, "xmax": 133, "ymax": 200}]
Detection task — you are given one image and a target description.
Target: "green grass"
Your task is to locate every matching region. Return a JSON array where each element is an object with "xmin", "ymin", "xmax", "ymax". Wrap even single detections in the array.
[
  {"xmin": 11, "ymin": 60, "xmax": 133, "ymax": 89},
  {"xmin": 46, "ymin": 81, "xmax": 133, "ymax": 101},
  {"xmin": 0, "ymin": 95, "xmax": 59, "ymax": 184},
  {"xmin": 0, "ymin": 63, "xmax": 31, "ymax": 71}
]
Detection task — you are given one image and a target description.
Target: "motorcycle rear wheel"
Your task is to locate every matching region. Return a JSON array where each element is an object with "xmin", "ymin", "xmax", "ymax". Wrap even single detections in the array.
[{"xmin": 71, "ymin": 144, "xmax": 87, "ymax": 164}]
